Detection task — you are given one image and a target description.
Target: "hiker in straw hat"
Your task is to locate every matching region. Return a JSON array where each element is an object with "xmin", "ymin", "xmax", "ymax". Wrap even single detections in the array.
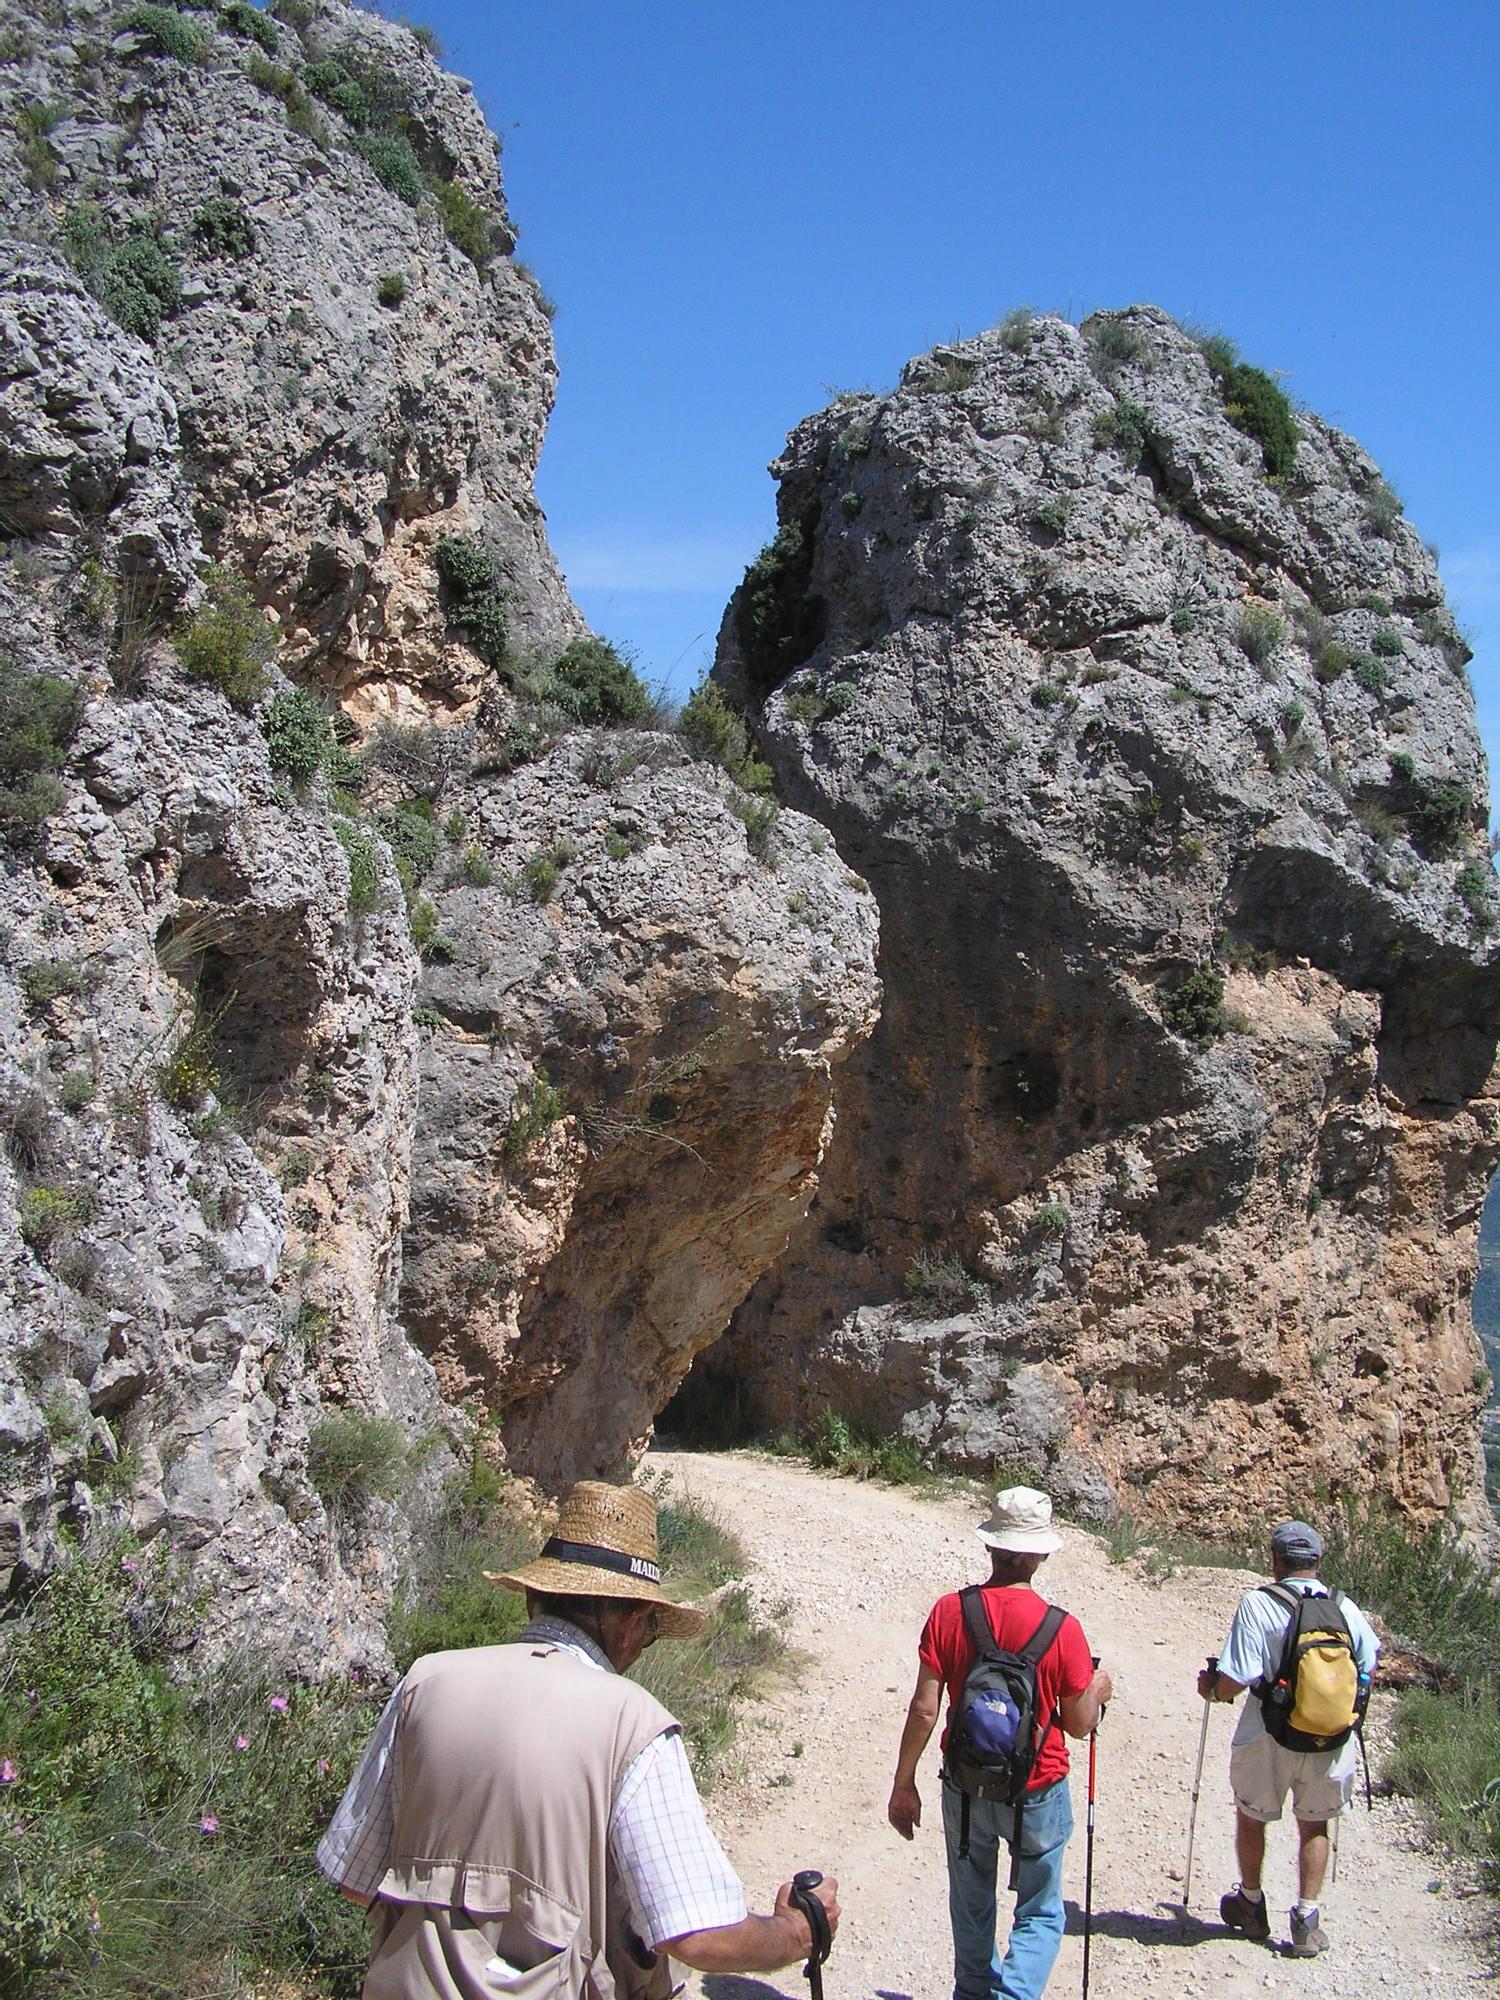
[
  {"xmin": 887, "ymin": 1485, "xmax": 1111, "ymax": 2000},
  {"xmin": 318, "ymin": 1479, "xmax": 838, "ymax": 2000}
]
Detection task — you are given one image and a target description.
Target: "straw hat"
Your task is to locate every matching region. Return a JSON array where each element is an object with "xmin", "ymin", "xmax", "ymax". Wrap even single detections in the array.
[
  {"xmin": 485, "ymin": 1480, "xmax": 706, "ymax": 1639},
  {"xmin": 976, "ymin": 1485, "xmax": 1063, "ymax": 1555}
]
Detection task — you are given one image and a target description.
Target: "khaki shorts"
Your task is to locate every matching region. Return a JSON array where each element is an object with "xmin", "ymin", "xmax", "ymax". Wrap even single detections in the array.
[{"xmin": 1230, "ymin": 1733, "xmax": 1355, "ymax": 1824}]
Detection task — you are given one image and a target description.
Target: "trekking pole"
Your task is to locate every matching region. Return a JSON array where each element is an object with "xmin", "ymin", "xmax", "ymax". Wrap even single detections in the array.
[
  {"xmin": 1181, "ymin": 1655, "xmax": 1217, "ymax": 1921},
  {"xmin": 1082, "ymin": 1659, "xmax": 1105, "ymax": 2000},
  {"xmin": 1331, "ymin": 1813, "xmax": 1340, "ymax": 1887},
  {"xmin": 790, "ymin": 1869, "xmax": 832, "ymax": 2000}
]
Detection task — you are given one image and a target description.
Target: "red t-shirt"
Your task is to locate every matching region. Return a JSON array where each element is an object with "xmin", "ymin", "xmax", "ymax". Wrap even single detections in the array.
[{"xmin": 919, "ymin": 1585, "xmax": 1093, "ymax": 1790}]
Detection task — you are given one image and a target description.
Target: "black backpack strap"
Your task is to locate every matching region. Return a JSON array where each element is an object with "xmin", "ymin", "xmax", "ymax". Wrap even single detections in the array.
[
  {"xmin": 1020, "ymin": 1604, "xmax": 1067, "ymax": 1666},
  {"xmin": 960, "ymin": 1585, "xmax": 999, "ymax": 1660},
  {"xmin": 958, "ymin": 1788, "xmax": 971, "ymax": 1860}
]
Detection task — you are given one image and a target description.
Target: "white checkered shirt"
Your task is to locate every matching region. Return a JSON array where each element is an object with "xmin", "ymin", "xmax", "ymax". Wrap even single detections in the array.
[{"xmin": 316, "ymin": 1617, "xmax": 746, "ymax": 1948}]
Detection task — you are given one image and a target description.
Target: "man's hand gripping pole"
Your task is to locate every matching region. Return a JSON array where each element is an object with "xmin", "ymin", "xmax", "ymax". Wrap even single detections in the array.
[{"xmin": 790, "ymin": 1869, "xmax": 832, "ymax": 2000}]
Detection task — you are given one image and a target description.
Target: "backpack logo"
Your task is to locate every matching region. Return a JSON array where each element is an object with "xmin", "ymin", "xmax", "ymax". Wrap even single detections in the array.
[{"xmin": 1256, "ymin": 1585, "xmax": 1367, "ymax": 1754}]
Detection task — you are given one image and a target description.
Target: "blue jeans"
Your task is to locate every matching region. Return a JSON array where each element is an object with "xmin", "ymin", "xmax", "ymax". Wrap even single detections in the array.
[{"xmin": 941, "ymin": 1772, "xmax": 1073, "ymax": 2000}]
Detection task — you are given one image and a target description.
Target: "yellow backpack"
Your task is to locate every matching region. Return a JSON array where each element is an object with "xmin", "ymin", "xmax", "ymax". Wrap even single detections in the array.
[{"xmin": 1256, "ymin": 1584, "xmax": 1367, "ymax": 1752}]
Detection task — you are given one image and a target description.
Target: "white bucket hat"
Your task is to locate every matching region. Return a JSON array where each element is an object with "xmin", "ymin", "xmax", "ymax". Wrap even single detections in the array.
[{"xmin": 976, "ymin": 1485, "xmax": 1063, "ymax": 1555}]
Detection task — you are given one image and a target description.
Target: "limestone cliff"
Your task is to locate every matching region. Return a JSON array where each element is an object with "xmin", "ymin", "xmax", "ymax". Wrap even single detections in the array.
[
  {"xmin": 0, "ymin": 0, "xmax": 878, "ymax": 1658},
  {"xmin": 698, "ymin": 308, "xmax": 1500, "ymax": 1528}
]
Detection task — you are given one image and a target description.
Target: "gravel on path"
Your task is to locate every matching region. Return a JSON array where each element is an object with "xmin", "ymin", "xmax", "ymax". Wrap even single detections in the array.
[{"xmin": 650, "ymin": 1447, "xmax": 1492, "ymax": 2000}]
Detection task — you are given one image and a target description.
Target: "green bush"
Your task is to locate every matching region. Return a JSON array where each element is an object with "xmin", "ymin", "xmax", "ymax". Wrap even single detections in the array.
[
  {"xmin": 998, "ymin": 305, "xmax": 1035, "ymax": 352},
  {"xmin": 375, "ymin": 796, "xmax": 438, "ymax": 888},
  {"xmin": 157, "ymin": 1012, "xmax": 222, "ymax": 1110},
  {"xmin": 1031, "ymin": 497, "xmax": 1069, "ymax": 536},
  {"xmin": 1455, "ymin": 859, "xmax": 1495, "ymax": 935},
  {"xmin": 377, "ymin": 269, "xmax": 407, "ymax": 306},
  {"xmin": 19, "ymin": 1183, "xmax": 92, "ymax": 1248},
  {"xmin": 1086, "ymin": 315, "xmax": 1144, "ymax": 364},
  {"xmin": 1364, "ymin": 480, "xmax": 1404, "ymax": 538},
  {"xmin": 175, "ymin": 571, "xmax": 273, "ymax": 709},
  {"xmin": 734, "ymin": 517, "xmax": 826, "ymax": 697},
  {"xmin": 121, "ymin": 3, "xmax": 205, "ymax": 62},
  {"xmin": 191, "ymin": 196, "xmax": 256, "ymax": 259},
  {"xmin": 1161, "ymin": 965, "xmax": 1227, "ymax": 1042},
  {"xmin": 678, "ymin": 679, "xmax": 772, "ymax": 793},
  {"xmin": 245, "ymin": 52, "xmax": 326, "ymax": 142},
  {"xmin": 503, "ymin": 1071, "xmax": 565, "ymax": 1159},
  {"xmin": 1371, "ymin": 625, "xmax": 1405, "ymax": 658},
  {"xmin": 523, "ymin": 839, "xmax": 575, "ymax": 902},
  {"xmin": 1388, "ymin": 770, "xmax": 1473, "ymax": 857},
  {"xmin": 334, "ymin": 817, "xmax": 380, "ymax": 915},
  {"xmin": 1313, "ymin": 639, "xmax": 1350, "ymax": 683},
  {"xmin": 359, "ymin": 130, "xmax": 423, "ymax": 206},
  {"xmin": 1092, "ymin": 398, "xmax": 1149, "ymax": 459},
  {"xmin": 904, "ymin": 1250, "xmax": 984, "ymax": 1313},
  {"xmin": 432, "ymin": 177, "xmax": 496, "ymax": 268},
  {"xmin": 550, "ymin": 636, "xmax": 651, "ymax": 727},
  {"xmin": 732, "ymin": 794, "xmax": 778, "ymax": 856},
  {"xmin": 308, "ymin": 1411, "xmax": 411, "ymax": 1504},
  {"xmin": 20, "ymin": 957, "xmax": 82, "ymax": 1010},
  {"xmin": 1235, "ymin": 603, "xmax": 1284, "ymax": 664},
  {"xmin": 63, "ymin": 205, "xmax": 181, "ymax": 343},
  {"xmin": 0, "ymin": 1536, "xmax": 380, "ymax": 1994},
  {"xmin": 304, "ymin": 55, "xmax": 370, "ymax": 126},
  {"xmin": 0, "ymin": 657, "xmax": 82, "ymax": 840},
  {"xmin": 913, "ymin": 355, "xmax": 976, "ymax": 394},
  {"xmin": 60, "ymin": 1069, "xmax": 96, "ymax": 1113},
  {"xmin": 1033, "ymin": 1200, "xmax": 1070, "ymax": 1239},
  {"xmin": 1353, "ymin": 654, "xmax": 1390, "ymax": 695},
  {"xmin": 807, "ymin": 1410, "xmax": 934, "ymax": 1487},
  {"xmin": 221, "ymin": 0, "xmax": 278, "ymax": 50},
  {"xmin": 260, "ymin": 686, "xmax": 333, "ymax": 784},
  {"xmin": 1218, "ymin": 362, "xmax": 1299, "ymax": 479},
  {"xmin": 433, "ymin": 534, "xmax": 510, "ymax": 670}
]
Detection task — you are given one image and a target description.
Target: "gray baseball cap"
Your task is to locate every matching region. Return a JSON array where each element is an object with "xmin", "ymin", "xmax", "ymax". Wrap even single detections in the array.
[{"xmin": 1270, "ymin": 1519, "xmax": 1323, "ymax": 1564}]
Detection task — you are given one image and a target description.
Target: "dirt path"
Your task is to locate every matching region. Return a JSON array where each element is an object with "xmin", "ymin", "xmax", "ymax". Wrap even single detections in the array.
[{"xmin": 650, "ymin": 1447, "xmax": 1491, "ymax": 2000}]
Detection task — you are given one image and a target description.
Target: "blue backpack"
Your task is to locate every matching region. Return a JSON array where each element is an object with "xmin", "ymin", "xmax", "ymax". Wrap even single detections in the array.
[{"xmin": 944, "ymin": 1587, "xmax": 1066, "ymax": 1876}]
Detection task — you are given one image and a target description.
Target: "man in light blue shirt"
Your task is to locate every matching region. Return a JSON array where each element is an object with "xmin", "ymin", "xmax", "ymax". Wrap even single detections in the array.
[{"xmin": 1194, "ymin": 1520, "xmax": 1378, "ymax": 1961}]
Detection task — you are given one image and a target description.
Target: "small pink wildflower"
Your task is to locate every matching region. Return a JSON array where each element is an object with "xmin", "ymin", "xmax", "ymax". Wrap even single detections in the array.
[
  {"xmin": 234, "ymin": 1734, "xmax": 250, "ymax": 1751},
  {"xmin": 24, "ymin": 1690, "xmax": 36, "ymax": 1705},
  {"xmin": 316, "ymin": 1759, "xmax": 329, "ymax": 1777},
  {"xmin": 269, "ymin": 1695, "xmax": 289, "ymax": 1714},
  {"xmin": 90, "ymin": 1909, "xmax": 101, "ymax": 1935},
  {"xmin": 200, "ymin": 1814, "xmax": 218, "ymax": 1835},
  {"xmin": 120, "ymin": 1557, "xmax": 138, "ymax": 1573},
  {"xmin": 0, "ymin": 1761, "xmax": 17, "ymax": 1785}
]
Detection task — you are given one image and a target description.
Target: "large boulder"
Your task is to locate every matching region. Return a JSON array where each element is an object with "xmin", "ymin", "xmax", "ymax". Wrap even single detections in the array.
[{"xmin": 700, "ymin": 307, "xmax": 1500, "ymax": 1527}]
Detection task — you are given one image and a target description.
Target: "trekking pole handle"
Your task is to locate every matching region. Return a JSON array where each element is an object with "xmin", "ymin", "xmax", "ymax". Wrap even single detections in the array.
[
  {"xmin": 790, "ymin": 1870, "xmax": 832, "ymax": 1967},
  {"xmin": 1091, "ymin": 1653, "xmax": 1107, "ymax": 1726}
]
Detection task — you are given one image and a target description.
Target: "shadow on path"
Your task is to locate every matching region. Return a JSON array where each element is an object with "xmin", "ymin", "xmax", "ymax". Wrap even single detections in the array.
[{"xmin": 1063, "ymin": 1899, "xmax": 1237, "ymax": 1947}]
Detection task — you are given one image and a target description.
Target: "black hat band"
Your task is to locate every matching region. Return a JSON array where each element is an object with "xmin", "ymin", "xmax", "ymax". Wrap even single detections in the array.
[{"xmin": 540, "ymin": 1536, "xmax": 662, "ymax": 1585}]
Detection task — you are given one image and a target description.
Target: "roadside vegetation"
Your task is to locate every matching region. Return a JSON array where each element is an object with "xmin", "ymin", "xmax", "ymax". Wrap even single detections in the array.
[{"xmin": 0, "ymin": 1461, "xmax": 782, "ymax": 1995}]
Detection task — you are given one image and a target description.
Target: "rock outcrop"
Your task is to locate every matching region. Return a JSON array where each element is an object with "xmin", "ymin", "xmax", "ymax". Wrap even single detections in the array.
[
  {"xmin": 698, "ymin": 308, "xmax": 1500, "ymax": 1528},
  {"xmin": 0, "ymin": 0, "xmax": 878, "ymax": 1659},
  {"xmin": 398, "ymin": 739, "xmax": 878, "ymax": 1485}
]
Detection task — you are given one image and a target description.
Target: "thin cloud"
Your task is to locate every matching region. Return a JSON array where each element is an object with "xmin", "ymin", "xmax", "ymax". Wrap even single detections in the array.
[
  {"xmin": 555, "ymin": 528, "xmax": 760, "ymax": 595},
  {"xmin": 1441, "ymin": 542, "xmax": 1500, "ymax": 614}
]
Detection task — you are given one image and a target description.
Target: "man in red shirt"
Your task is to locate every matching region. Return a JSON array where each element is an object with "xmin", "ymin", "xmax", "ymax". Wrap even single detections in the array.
[{"xmin": 887, "ymin": 1486, "xmax": 1112, "ymax": 2000}]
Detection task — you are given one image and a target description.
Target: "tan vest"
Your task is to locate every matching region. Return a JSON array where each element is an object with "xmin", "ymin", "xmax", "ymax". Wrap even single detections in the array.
[{"xmin": 364, "ymin": 1642, "xmax": 678, "ymax": 2000}]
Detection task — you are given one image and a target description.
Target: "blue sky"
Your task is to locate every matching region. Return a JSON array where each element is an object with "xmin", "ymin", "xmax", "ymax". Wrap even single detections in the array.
[{"xmin": 417, "ymin": 0, "xmax": 1499, "ymax": 815}]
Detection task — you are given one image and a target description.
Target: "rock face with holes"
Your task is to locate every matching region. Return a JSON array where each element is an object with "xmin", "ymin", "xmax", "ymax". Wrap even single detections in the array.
[
  {"xmin": 0, "ymin": 0, "xmax": 579, "ymax": 723},
  {"xmin": 0, "ymin": 249, "xmax": 439, "ymax": 1665},
  {"xmin": 697, "ymin": 307, "xmax": 1500, "ymax": 1529},
  {"xmin": 0, "ymin": 0, "xmax": 881, "ymax": 1660},
  {"xmin": 397, "ymin": 737, "xmax": 880, "ymax": 1486}
]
